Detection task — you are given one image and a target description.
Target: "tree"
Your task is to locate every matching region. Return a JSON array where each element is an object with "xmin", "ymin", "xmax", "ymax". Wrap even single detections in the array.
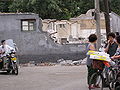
[
  {"xmin": 74, "ymin": 0, "xmax": 94, "ymax": 16},
  {"xmin": 31, "ymin": 0, "xmax": 61, "ymax": 19},
  {"xmin": 9, "ymin": 0, "xmax": 95, "ymax": 19},
  {"xmin": 7, "ymin": 0, "xmax": 120, "ymax": 19},
  {"xmin": 110, "ymin": 0, "xmax": 120, "ymax": 15},
  {"xmin": 9, "ymin": 0, "xmax": 34, "ymax": 13},
  {"xmin": 0, "ymin": 0, "xmax": 12, "ymax": 12}
]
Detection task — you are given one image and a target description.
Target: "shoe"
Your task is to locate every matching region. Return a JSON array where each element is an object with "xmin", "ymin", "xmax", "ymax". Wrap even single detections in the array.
[
  {"xmin": 88, "ymin": 85, "xmax": 95, "ymax": 89},
  {"xmin": 94, "ymin": 84, "xmax": 100, "ymax": 88}
]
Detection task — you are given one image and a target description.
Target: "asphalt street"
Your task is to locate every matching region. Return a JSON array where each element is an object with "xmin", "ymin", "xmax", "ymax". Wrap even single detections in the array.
[{"xmin": 0, "ymin": 65, "xmax": 110, "ymax": 90}]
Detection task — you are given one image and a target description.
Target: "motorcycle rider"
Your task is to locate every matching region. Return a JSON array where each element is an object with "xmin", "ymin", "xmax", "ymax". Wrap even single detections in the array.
[{"xmin": 0, "ymin": 40, "xmax": 14, "ymax": 69}]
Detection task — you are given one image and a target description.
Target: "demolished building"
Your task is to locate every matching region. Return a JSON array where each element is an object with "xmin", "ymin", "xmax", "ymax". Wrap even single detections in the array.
[{"xmin": 0, "ymin": 13, "xmax": 86, "ymax": 63}]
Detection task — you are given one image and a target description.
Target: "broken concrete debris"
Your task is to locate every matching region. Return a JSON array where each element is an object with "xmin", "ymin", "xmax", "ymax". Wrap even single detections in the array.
[{"xmin": 20, "ymin": 58, "xmax": 87, "ymax": 67}]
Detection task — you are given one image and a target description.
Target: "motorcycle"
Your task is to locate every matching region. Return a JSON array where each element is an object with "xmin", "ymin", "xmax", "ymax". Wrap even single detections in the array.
[{"xmin": 0, "ymin": 50, "xmax": 18, "ymax": 75}]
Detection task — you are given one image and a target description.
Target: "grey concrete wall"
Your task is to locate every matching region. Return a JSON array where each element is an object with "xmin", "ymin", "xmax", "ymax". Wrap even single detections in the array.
[{"xmin": 0, "ymin": 13, "xmax": 86, "ymax": 63}]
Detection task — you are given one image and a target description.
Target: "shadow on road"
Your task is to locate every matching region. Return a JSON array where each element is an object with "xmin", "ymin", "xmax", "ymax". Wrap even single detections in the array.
[{"xmin": 0, "ymin": 71, "xmax": 13, "ymax": 75}]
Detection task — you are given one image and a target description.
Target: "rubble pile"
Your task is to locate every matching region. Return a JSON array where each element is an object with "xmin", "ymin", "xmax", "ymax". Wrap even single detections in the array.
[
  {"xmin": 20, "ymin": 58, "xmax": 87, "ymax": 67},
  {"xmin": 57, "ymin": 58, "xmax": 87, "ymax": 66}
]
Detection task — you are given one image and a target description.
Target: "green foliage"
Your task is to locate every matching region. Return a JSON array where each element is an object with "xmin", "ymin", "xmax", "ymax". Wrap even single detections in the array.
[
  {"xmin": 9, "ymin": 0, "xmax": 33, "ymax": 12},
  {"xmin": 0, "ymin": 1, "xmax": 12, "ymax": 12},
  {"xmin": 75, "ymin": 0, "xmax": 94, "ymax": 16},
  {"xmin": 110, "ymin": 0, "xmax": 120, "ymax": 15},
  {"xmin": 0, "ymin": 0, "xmax": 119, "ymax": 19},
  {"xmin": 8, "ymin": 0, "xmax": 95, "ymax": 19}
]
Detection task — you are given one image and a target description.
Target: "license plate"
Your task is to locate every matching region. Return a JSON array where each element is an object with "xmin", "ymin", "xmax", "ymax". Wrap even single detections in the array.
[{"xmin": 11, "ymin": 57, "xmax": 17, "ymax": 61}]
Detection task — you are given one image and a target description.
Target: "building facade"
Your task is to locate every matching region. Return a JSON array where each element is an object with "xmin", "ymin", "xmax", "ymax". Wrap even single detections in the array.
[
  {"xmin": 110, "ymin": 12, "xmax": 120, "ymax": 33},
  {"xmin": 42, "ymin": 9, "xmax": 106, "ymax": 44},
  {"xmin": 0, "ymin": 13, "xmax": 86, "ymax": 63}
]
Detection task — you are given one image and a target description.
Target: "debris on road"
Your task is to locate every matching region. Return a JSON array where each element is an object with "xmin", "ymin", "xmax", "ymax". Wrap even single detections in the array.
[
  {"xmin": 28, "ymin": 61, "xmax": 36, "ymax": 67},
  {"xmin": 57, "ymin": 58, "xmax": 86, "ymax": 66},
  {"xmin": 71, "ymin": 60, "xmax": 82, "ymax": 66},
  {"xmin": 19, "ymin": 57, "xmax": 87, "ymax": 67},
  {"xmin": 80, "ymin": 58, "xmax": 87, "ymax": 65},
  {"xmin": 38, "ymin": 62, "xmax": 56, "ymax": 66}
]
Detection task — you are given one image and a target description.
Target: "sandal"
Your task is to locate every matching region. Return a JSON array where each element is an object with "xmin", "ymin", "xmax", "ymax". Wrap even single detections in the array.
[
  {"xmin": 88, "ymin": 85, "xmax": 95, "ymax": 89},
  {"xmin": 94, "ymin": 84, "xmax": 100, "ymax": 88}
]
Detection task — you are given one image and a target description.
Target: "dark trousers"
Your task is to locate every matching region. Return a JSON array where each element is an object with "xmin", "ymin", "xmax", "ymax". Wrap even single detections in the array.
[
  {"xmin": 0, "ymin": 61, "xmax": 3, "ymax": 69},
  {"xmin": 0, "ymin": 57, "xmax": 8, "ymax": 69},
  {"xmin": 87, "ymin": 65, "xmax": 97, "ymax": 85}
]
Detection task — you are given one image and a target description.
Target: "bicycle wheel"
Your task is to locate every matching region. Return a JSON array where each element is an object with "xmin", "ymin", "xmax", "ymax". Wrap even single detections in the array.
[
  {"xmin": 108, "ymin": 69, "xmax": 116, "ymax": 89},
  {"xmin": 115, "ymin": 86, "xmax": 120, "ymax": 90},
  {"xmin": 89, "ymin": 72, "xmax": 103, "ymax": 90},
  {"xmin": 108, "ymin": 69, "xmax": 116, "ymax": 82}
]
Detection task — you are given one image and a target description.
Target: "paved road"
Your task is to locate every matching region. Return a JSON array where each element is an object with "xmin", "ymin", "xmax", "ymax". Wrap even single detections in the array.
[{"xmin": 0, "ymin": 65, "xmax": 110, "ymax": 90}]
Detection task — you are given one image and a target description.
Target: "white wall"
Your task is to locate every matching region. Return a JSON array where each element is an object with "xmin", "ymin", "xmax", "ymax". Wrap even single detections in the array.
[
  {"xmin": 79, "ymin": 29, "xmax": 106, "ymax": 39},
  {"xmin": 110, "ymin": 12, "xmax": 120, "ymax": 33},
  {"xmin": 71, "ymin": 23, "xmax": 78, "ymax": 38}
]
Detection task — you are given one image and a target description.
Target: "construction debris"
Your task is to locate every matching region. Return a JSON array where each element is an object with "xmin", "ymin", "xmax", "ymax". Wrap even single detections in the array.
[
  {"xmin": 19, "ymin": 58, "xmax": 87, "ymax": 67},
  {"xmin": 57, "ymin": 58, "xmax": 86, "ymax": 66}
]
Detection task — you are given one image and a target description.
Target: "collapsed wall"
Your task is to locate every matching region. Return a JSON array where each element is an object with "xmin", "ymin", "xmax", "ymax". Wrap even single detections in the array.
[{"xmin": 0, "ymin": 13, "xmax": 86, "ymax": 63}]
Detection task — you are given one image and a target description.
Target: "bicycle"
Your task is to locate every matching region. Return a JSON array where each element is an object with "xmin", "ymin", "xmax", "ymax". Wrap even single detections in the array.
[
  {"xmin": 111, "ymin": 60, "xmax": 120, "ymax": 90},
  {"xmin": 89, "ymin": 60, "xmax": 113, "ymax": 90}
]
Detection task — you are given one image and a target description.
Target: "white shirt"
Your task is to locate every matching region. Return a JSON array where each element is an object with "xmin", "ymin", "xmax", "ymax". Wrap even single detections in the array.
[{"xmin": 0, "ymin": 45, "xmax": 14, "ymax": 57}]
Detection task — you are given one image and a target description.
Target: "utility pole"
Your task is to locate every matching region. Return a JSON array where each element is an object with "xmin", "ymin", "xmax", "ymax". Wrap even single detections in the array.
[
  {"xmin": 95, "ymin": 0, "xmax": 101, "ymax": 50},
  {"xmin": 103, "ymin": 0, "xmax": 111, "ymax": 36}
]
